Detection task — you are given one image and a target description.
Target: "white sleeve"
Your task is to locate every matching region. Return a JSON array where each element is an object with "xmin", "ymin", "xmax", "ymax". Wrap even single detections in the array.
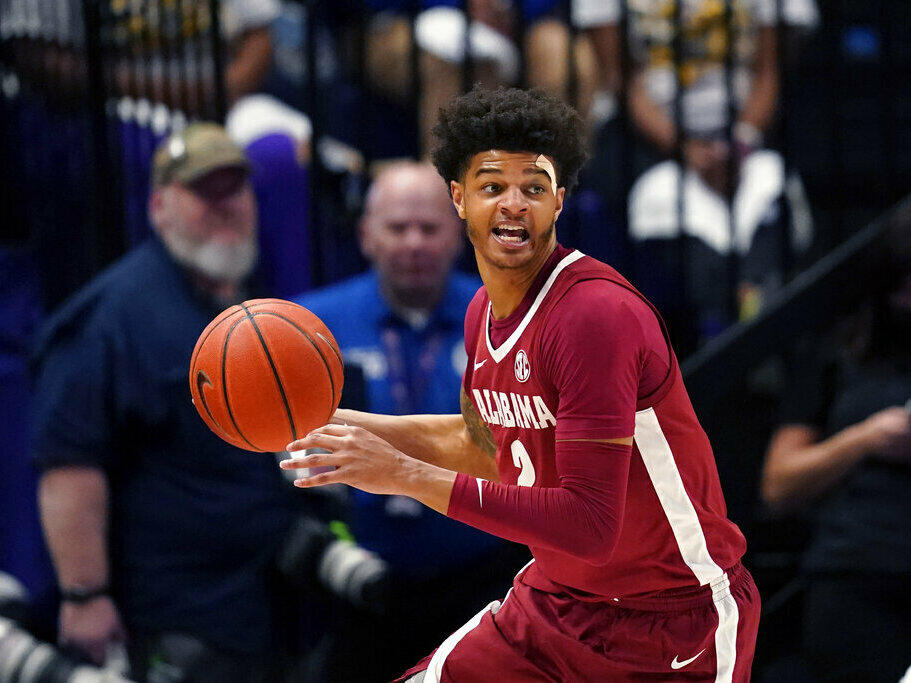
[
  {"xmin": 572, "ymin": 0, "xmax": 621, "ymax": 29},
  {"xmin": 753, "ymin": 0, "xmax": 819, "ymax": 29}
]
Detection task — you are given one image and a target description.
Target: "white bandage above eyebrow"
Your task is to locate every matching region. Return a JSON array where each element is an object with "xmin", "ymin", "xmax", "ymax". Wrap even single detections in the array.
[{"xmin": 535, "ymin": 155, "xmax": 557, "ymax": 195}]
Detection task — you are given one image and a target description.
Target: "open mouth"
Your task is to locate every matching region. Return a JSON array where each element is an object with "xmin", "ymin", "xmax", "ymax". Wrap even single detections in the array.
[{"xmin": 492, "ymin": 226, "xmax": 530, "ymax": 248}]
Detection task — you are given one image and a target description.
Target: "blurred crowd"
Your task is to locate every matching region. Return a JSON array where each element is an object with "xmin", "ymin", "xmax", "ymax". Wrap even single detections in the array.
[{"xmin": 1, "ymin": 0, "xmax": 909, "ymax": 681}]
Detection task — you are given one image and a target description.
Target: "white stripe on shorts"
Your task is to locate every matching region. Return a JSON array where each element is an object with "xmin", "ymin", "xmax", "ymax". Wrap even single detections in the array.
[
  {"xmin": 711, "ymin": 573, "xmax": 739, "ymax": 683},
  {"xmin": 423, "ymin": 599, "xmax": 499, "ymax": 683}
]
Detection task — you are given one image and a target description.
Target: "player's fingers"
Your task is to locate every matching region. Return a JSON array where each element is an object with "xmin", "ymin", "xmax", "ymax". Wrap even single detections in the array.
[
  {"xmin": 280, "ymin": 451, "xmax": 341, "ymax": 470},
  {"xmin": 286, "ymin": 424, "xmax": 351, "ymax": 451},
  {"xmin": 293, "ymin": 468, "xmax": 344, "ymax": 488},
  {"xmin": 285, "ymin": 431, "xmax": 345, "ymax": 454}
]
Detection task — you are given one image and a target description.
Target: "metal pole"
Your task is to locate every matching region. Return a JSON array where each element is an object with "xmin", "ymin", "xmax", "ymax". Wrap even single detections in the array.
[
  {"xmin": 460, "ymin": 0, "xmax": 474, "ymax": 92},
  {"xmin": 671, "ymin": 0, "xmax": 688, "ymax": 331},
  {"xmin": 208, "ymin": 0, "xmax": 225, "ymax": 120},
  {"xmin": 82, "ymin": 0, "xmax": 123, "ymax": 269},
  {"xmin": 722, "ymin": 0, "xmax": 738, "ymax": 323},
  {"xmin": 304, "ymin": 0, "xmax": 324, "ymax": 285}
]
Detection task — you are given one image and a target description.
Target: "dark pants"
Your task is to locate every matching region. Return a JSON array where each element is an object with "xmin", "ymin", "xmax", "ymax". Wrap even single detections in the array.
[{"xmin": 803, "ymin": 573, "xmax": 911, "ymax": 683}]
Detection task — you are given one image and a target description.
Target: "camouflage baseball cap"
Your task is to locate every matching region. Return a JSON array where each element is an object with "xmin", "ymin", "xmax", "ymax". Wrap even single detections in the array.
[{"xmin": 152, "ymin": 122, "xmax": 250, "ymax": 189}]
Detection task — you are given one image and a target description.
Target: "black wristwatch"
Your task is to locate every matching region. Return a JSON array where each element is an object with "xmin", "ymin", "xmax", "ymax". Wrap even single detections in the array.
[{"xmin": 60, "ymin": 584, "xmax": 110, "ymax": 604}]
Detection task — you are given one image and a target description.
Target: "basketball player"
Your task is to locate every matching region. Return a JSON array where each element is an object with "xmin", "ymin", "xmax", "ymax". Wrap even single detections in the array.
[{"xmin": 281, "ymin": 87, "xmax": 760, "ymax": 681}]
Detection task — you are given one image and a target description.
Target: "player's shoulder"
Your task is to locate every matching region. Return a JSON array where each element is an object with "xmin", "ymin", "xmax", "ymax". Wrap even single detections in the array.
[
  {"xmin": 463, "ymin": 283, "xmax": 489, "ymax": 323},
  {"xmin": 551, "ymin": 272, "xmax": 651, "ymax": 326}
]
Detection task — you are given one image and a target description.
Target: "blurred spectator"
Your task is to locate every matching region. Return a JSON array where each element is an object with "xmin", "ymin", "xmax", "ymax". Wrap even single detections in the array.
[
  {"xmin": 361, "ymin": 0, "xmax": 598, "ymax": 154},
  {"xmin": 576, "ymin": 0, "xmax": 817, "ymax": 343},
  {"xmin": 1, "ymin": 0, "xmax": 280, "ymax": 109},
  {"xmin": 761, "ymin": 218, "xmax": 911, "ymax": 682},
  {"xmin": 295, "ymin": 161, "xmax": 528, "ymax": 682},
  {"xmin": 30, "ymin": 123, "xmax": 301, "ymax": 681}
]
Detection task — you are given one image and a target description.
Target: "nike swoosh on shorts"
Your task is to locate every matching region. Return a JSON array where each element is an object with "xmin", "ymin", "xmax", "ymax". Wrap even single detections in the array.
[{"xmin": 671, "ymin": 649, "xmax": 706, "ymax": 670}]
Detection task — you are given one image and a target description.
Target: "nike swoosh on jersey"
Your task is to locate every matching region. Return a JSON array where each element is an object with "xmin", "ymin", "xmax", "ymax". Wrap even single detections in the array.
[
  {"xmin": 474, "ymin": 359, "xmax": 488, "ymax": 370},
  {"xmin": 670, "ymin": 649, "xmax": 706, "ymax": 670}
]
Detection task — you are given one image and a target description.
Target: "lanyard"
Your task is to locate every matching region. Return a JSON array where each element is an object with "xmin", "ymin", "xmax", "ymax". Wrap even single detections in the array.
[{"xmin": 381, "ymin": 320, "xmax": 445, "ymax": 415}]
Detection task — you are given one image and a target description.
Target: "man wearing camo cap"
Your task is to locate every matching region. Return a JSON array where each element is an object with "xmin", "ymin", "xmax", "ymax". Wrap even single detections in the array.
[{"xmin": 32, "ymin": 122, "xmax": 300, "ymax": 680}]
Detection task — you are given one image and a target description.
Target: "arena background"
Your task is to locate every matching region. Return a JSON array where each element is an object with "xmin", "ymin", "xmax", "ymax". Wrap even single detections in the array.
[{"xmin": 1, "ymin": 0, "xmax": 909, "ymax": 680}]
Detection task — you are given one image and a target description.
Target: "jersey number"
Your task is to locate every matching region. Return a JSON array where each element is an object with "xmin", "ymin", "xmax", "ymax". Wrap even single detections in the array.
[{"xmin": 510, "ymin": 440, "xmax": 536, "ymax": 487}]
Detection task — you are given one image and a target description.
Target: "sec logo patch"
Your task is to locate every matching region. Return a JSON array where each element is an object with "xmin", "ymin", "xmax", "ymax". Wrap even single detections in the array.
[{"xmin": 514, "ymin": 349, "xmax": 530, "ymax": 382}]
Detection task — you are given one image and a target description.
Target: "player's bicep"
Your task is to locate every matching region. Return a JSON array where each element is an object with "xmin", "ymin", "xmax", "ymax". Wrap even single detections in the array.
[{"xmin": 460, "ymin": 387, "xmax": 496, "ymax": 458}]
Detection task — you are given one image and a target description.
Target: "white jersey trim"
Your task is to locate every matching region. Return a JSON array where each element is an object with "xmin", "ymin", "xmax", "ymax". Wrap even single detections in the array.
[
  {"xmin": 485, "ymin": 250, "xmax": 585, "ymax": 363},
  {"xmin": 633, "ymin": 407, "xmax": 724, "ymax": 584},
  {"xmin": 634, "ymin": 407, "xmax": 738, "ymax": 681}
]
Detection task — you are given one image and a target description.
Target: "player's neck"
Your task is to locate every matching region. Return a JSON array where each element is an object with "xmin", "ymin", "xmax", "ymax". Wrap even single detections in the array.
[{"xmin": 479, "ymin": 243, "xmax": 556, "ymax": 320}]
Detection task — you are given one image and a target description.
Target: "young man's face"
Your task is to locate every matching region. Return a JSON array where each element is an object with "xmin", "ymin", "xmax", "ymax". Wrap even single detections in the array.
[{"xmin": 450, "ymin": 150, "xmax": 565, "ymax": 272}]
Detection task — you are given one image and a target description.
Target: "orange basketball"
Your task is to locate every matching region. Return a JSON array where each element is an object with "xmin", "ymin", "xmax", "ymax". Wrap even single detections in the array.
[{"xmin": 189, "ymin": 298, "xmax": 344, "ymax": 452}]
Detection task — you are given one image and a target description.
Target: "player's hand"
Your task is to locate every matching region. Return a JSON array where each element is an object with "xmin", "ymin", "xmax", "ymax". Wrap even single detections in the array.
[
  {"xmin": 282, "ymin": 424, "xmax": 417, "ymax": 496},
  {"xmin": 859, "ymin": 405, "xmax": 911, "ymax": 460},
  {"xmin": 59, "ymin": 595, "xmax": 126, "ymax": 666}
]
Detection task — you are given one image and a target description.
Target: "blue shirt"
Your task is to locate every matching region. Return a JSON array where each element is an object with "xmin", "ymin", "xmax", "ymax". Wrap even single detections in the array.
[
  {"xmin": 31, "ymin": 238, "xmax": 296, "ymax": 654},
  {"xmin": 296, "ymin": 271, "xmax": 505, "ymax": 575}
]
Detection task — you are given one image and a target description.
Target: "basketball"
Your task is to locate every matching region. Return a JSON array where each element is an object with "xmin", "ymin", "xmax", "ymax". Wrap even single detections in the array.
[{"xmin": 189, "ymin": 298, "xmax": 344, "ymax": 452}]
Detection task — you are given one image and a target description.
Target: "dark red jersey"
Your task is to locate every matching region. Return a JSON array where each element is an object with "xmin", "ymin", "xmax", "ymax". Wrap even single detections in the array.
[{"xmin": 448, "ymin": 246, "xmax": 747, "ymax": 601}]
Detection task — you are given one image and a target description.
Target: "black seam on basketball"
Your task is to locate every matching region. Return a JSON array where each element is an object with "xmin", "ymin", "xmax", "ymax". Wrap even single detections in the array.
[
  {"xmin": 316, "ymin": 332, "xmax": 343, "ymax": 366},
  {"xmin": 191, "ymin": 306, "xmax": 241, "ymax": 371},
  {"xmin": 241, "ymin": 303, "xmax": 298, "ymax": 442},
  {"xmin": 195, "ymin": 370, "xmax": 233, "ymax": 443},
  {"xmin": 190, "ymin": 306, "xmax": 240, "ymax": 390},
  {"xmin": 191, "ymin": 307, "xmax": 244, "ymax": 446},
  {"xmin": 222, "ymin": 316, "xmax": 265, "ymax": 451},
  {"xmin": 244, "ymin": 299, "xmax": 291, "ymax": 310},
  {"xmin": 252, "ymin": 312, "xmax": 337, "ymax": 413}
]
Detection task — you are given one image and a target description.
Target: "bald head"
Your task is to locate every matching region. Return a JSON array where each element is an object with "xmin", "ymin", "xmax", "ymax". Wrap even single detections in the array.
[{"xmin": 360, "ymin": 162, "xmax": 464, "ymax": 311}]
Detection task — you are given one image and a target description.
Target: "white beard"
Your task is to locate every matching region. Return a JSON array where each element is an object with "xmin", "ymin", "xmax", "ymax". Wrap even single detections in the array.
[{"xmin": 164, "ymin": 232, "xmax": 259, "ymax": 282}]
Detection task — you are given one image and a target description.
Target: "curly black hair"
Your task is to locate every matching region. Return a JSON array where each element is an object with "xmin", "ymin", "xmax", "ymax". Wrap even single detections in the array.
[{"xmin": 430, "ymin": 86, "xmax": 589, "ymax": 194}]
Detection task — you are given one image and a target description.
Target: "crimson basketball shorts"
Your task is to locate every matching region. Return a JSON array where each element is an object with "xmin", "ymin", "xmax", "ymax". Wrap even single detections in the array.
[{"xmin": 395, "ymin": 563, "xmax": 760, "ymax": 682}]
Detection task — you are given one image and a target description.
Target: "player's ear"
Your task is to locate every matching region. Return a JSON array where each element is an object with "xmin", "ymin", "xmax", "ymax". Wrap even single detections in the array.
[
  {"xmin": 553, "ymin": 186, "xmax": 566, "ymax": 222},
  {"xmin": 450, "ymin": 181, "xmax": 466, "ymax": 220}
]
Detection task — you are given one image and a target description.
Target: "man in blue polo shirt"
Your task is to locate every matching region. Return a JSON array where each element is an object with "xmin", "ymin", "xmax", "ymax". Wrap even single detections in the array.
[
  {"xmin": 295, "ymin": 161, "xmax": 527, "ymax": 682},
  {"xmin": 31, "ymin": 124, "xmax": 299, "ymax": 680}
]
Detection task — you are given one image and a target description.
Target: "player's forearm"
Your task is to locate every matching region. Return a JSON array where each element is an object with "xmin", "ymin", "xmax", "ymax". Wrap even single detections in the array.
[
  {"xmin": 38, "ymin": 467, "xmax": 110, "ymax": 590},
  {"xmin": 397, "ymin": 458, "xmax": 458, "ymax": 515},
  {"xmin": 332, "ymin": 409, "xmax": 498, "ymax": 480},
  {"xmin": 447, "ymin": 442, "xmax": 630, "ymax": 563},
  {"xmin": 761, "ymin": 424, "xmax": 870, "ymax": 511}
]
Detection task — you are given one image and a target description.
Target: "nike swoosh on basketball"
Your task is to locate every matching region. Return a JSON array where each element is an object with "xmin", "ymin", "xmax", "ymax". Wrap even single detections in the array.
[
  {"xmin": 671, "ymin": 649, "xmax": 706, "ymax": 670},
  {"xmin": 474, "ymin": 359, "xmax": 488, "ymax": 370}
]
